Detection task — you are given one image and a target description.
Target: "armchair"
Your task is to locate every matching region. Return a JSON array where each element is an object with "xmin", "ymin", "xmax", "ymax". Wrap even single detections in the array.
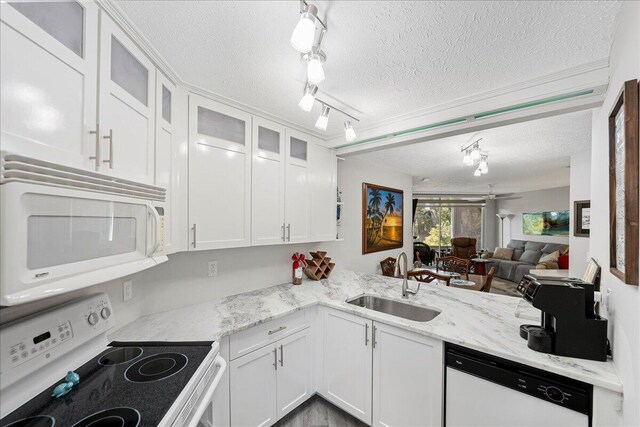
[{"xmin": 451, "ymin": 237, "xmax": 477, "ymax": 259}]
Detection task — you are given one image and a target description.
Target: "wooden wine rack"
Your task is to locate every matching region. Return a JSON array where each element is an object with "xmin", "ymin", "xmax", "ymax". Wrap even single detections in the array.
[{"xmin": 303, "ymin": 251, "xmax": 335, "ymax": 280}]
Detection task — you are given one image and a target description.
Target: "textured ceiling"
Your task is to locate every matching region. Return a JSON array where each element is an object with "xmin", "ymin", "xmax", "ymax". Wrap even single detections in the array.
[
  {"xmin": 355, "ymin": 110, "xmax": 592, "ymax": 194},
  {"xmin": 116, "ymin": 1, "xmax": 619, "ymax": 137}
]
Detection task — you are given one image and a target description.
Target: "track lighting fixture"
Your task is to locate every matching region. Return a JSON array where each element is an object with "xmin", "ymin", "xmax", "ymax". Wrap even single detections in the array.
[
  {"xmin": 298, "ymin": 84, "xmax": 318, "ymax": 112},
  {"xmin": 461, "ymin": 138, "xmax": 489, "ymax": 176},
  {"xmin": 344, "ymin": 121, "xmax": 357, "ymax": 142},
  {"xmin": 315, "ymin": 104, "xmax": 330, "ymax": 130},
  {"xmin": 479, "ymin": 155, "xmax": 489, "ymax": 174},
  {"xmin": 470, "ymin": 144, "xmax": 481, "ymax": 160},
  {"xmin": 474, "ymin": 167, "xmax": 482, "ymax": 177},
  {"xmin": 462, "ymin": 149, "xmax": 473, "ymax": 165}
]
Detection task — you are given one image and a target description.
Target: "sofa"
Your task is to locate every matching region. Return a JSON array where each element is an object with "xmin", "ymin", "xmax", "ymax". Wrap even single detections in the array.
[{"xmin": 488, "ymin": 240, "xmax": 569, "ymax": 283}]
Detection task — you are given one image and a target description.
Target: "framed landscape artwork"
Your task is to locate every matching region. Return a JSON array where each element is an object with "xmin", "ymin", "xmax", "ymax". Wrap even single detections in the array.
[
  {"xmin": 522, "ymin": 211, "xmax": 570, "ymax": 236},
  {"xmin": 608, "ymin": 79, "xmax": 639, "ymax": 286},
  {"xmin": 362, "ymin": 183, "xmax": 403, "ymax": 254},
  {"xmin": 574, "ymin": 200, "xmax": 591, "ymax": 237}
]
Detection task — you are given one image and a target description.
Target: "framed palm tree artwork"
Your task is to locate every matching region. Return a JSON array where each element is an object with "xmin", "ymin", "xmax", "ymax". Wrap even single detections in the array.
[{"xmin": 362, "ymin": 183, "xmax": 404, "ymax": 254}]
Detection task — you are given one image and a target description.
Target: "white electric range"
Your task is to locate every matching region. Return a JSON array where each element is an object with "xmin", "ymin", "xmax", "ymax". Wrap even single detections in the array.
[{"xmin": 0, "ymin": 293, "xmax": 226, "ymax": 427}]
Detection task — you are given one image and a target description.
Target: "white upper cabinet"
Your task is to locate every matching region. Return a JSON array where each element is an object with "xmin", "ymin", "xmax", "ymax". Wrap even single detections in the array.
[
  {"xmin": 98, "ymin": 14, "xmax": 155, "ymax": 184},
  {"xmin": 188, "ymin": 94, "xmax": 252, "ymax": 251},
  {"xmin": 309, "ymin": 143, "xmax": 337, "ymax": 242},
  {"xmin": 0, "ymin": 1, "xmax": 98, "ymax": 168},
  {"xmin": 284, "ymin": 129, "xmax": 311, "ymax": 244},
  {"xmin": 252, "ymin": 117, "xmax": 286, "ymax": 246}
]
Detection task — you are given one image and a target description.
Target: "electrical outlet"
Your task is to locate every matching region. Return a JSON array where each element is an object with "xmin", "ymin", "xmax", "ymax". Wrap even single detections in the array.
[
  {"xmin": 208, "ymin": 261, "xmax": 218, "ymax": 277},
  {"xmin": 123, "ymin": 280, "xmax": 133, "ymax": 301}
]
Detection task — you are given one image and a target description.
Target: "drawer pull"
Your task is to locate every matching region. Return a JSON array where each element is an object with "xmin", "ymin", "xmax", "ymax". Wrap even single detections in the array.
[{"xmin": 268, "ymin": 326, "xmax": 286, "ymax": 335}]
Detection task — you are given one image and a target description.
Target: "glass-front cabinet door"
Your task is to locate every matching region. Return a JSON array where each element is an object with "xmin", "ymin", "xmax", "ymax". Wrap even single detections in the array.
[
  {"xmin": 251, "ymin": 117, "xmax": 286, "ymax": 246},
  {"xmin": 188, "ymin": 94, "xmax": 252, "ymax": 250},
  {"xmin": 284, "ymin": 129, "xmax": 310, "ymax": 243},
  {"xmin": 98, "ymin": 13, "xmax": 155, "ymax": 184},
  {"xmin": 0, "ymin": 1, "xmax": 98, "ymax": 169}
]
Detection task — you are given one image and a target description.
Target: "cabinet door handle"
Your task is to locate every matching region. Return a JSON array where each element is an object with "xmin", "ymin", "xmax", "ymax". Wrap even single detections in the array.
[
  {"xmin": 372, "ymin": 325, "xmax": 377, "ymax": 348},
  {"xmin": 273, "ymin": 348, "xmax": 277, "ymax": 370},
  {"xmin": 282, "ymin": 223, "xmax": 286, "ymax": 242},
  {"xmin": 89, "ymin": 125, "xmax": 101, "ymax": 168},
  {"xmin": 365, "ymin": 323, "xmax": 369, "ymax": 346},
  {"xmin": 287, "ymin": 224, "xmax": 291, "ymax": 242},
  {"xmin": 268, "ymin": 326, "xmax": 286, "ymax": 335},
  {"xmin": 192, "ymin": 224, "xmax": 197, "ymax": 248},
  {"xmin": 102, "ymin": 129, "xmax": 113, "ymax": 168},
  {"xmin": 279, "ymin": 344, "xmax": 284, "ymax": 367}
]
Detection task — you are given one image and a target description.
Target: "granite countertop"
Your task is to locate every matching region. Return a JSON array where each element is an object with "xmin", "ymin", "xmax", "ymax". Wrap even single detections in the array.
[{"xmin": 110, "ymin": 270, "xmax": 622, "ymax": 393}]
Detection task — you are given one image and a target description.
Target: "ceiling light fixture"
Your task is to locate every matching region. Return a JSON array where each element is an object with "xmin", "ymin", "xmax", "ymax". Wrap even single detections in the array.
[
  {"xmin": 344, "ymin": 121, "xmax": 357, "ymax": 142},
  {"xmin": 290, "ymin": 1, "xmax": 326, "ymax": 53},
  {"xmin": 461, "ymin": 138, "xmax": 489, "ymax": 176},
  {"xmin": 474, "ymin": 167, "xmax": 482, "ymax": 177},
  {"xmin": 462, "ymin": 149, "xmax": 473, "ymax": 165},
  {"xmin": 298, "ymin": 84, "xmax": 318, "ymax": 112},
  {"xmin": 479, "ymin": 155, "xmax": 489, "ymax": 174},
  {"xmin": 471, "ymin": 143, "xmax": 481, "ymax": 160},
  {"xmin": 315, "ymin": 104, "xmax": 330, "ymax": 130}
]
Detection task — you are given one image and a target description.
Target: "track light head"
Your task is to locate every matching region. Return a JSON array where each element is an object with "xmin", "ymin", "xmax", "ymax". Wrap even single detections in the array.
[
  {"xmin": 344, "ymin": 121, "xmax": 357, "ymax": 142},
  {"xmin": 315, "ymin": 104, "xmax": 330, "ymax": 130},
  {"xmin": 298, "ymin": 84, "xmax": 318, "ymax": 112},
  {"xmin": 290, "ymin": 3, "xmax": 318, "ymax": 53},
  {"xmin": 303, "ymin": 47, "xmax": 326, "ymax": 85}
]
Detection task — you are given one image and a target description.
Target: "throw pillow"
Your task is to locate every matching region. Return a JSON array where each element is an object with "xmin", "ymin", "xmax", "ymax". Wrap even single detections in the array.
[
  {"xmin": 540, "ymin": 250, "xmax": 560, "ymax": 263},
  {"xmin": 558, "ymin": 253, "xmax": 569, "ymax": 269},
  {"xmin": 520, "ymin": 250, "xmax": 542, "ymax": 264},
  {"xmin": 493, "ymin": 247, "xmax": 513, "ymax": 260}
]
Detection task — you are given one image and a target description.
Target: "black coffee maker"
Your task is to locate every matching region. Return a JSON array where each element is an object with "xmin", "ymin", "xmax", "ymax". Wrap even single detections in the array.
[{"xmin": 517, "ymin": 275, "xmax": 608, "ymax": 361}]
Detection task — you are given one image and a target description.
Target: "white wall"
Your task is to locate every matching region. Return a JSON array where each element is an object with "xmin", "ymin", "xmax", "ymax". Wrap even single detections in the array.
[
  {"xmin": 569, "ymin": 150, "xmax": 592, "ymax": 276},
  {"xmin": 497, "ymin": 186, "xmax": 570, "ymax": 246},
  {"xmin": 590, "ymin": 2, "xmax": 640, "ymax": 425},
  {"xmin": 335, "ymin": 156, "xmax": 414, "ymax": 274}
]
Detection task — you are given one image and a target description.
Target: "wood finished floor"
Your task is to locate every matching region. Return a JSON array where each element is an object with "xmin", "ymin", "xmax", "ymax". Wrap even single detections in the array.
[{"xmin": 274, "ymin": 395, "xmax": 368, "ymax": 427}]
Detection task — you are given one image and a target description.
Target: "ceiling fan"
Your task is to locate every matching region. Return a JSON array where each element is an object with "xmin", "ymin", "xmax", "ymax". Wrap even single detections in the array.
[{"xmin": 467, "ymin": 184, "xmax": 521, "ymax": 201}]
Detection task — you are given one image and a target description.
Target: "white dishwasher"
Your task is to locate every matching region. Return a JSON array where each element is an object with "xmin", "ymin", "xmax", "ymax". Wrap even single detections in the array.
[{"xmin": 445, "ymin": 343, "xmax": 591, "ymax": 427}]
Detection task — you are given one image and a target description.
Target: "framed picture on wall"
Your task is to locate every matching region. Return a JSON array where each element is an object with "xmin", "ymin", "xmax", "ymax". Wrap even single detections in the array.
[
  {"xmin": 362, "ymin": 183, "xmax": 403, "ymax": 254},
  {"xmin": 574, "ymin": 200, "xmax": 591, "ymax": 237},
  {"xmin": 608, "ymin": 79, "xmax": 639, "ymax": 286}
]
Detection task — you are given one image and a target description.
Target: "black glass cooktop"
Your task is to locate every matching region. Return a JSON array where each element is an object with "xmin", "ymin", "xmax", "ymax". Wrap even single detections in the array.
[{"xmin": 1, "ymin": 342, "xmax": 213, "ymax": 427}]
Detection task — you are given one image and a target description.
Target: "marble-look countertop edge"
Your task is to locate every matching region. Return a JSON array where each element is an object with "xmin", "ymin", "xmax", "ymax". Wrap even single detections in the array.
[{"xmin": 109, "ymin": 271, "xmax": 623, "ymax": 394}]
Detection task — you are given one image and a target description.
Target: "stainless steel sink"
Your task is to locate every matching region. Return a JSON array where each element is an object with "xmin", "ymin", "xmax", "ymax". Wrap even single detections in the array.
[{"xmin": 346, "ymin": 295, "xmax": 440, "ymax": 322}]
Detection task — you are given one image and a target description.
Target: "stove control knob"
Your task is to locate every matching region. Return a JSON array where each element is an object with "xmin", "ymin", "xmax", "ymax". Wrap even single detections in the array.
[
  {"xmin": 545, "ymin": 386, "xmax": 564, "ymax": 402},
  {"xmin": 87, "ymin": 312, "xmax": 99, "ymax": 326},
  {"xmin": 100, "ymin": 307, "xmax": 111, "ymax": 320}
]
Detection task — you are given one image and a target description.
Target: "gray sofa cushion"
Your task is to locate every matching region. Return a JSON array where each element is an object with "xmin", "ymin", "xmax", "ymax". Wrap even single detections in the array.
[
  {"xmin": 525, "ymin": 241, "xmax": 546, "ymax": 251},
  {"xmin": 519, "ymin": 249, "xmax": 542, "ymax": 264},
  {"xmin": 507, "ymin": 240, "xmax": 526, "ymax": 250},
  {"xmin": 542, "ymin": 243, "xmax": 568, "ymax": 255},
  {"xmin": 491, "ymin": 259, "xmax": 531, "ymax": 282},
  {"xmin": 512, "ymin": 249, "xmax": 525, "ymax": 261}
]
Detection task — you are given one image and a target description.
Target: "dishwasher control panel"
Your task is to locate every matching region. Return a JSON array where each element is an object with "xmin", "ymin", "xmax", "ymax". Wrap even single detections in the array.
[{"xmin": 445, "ymin": 343, "xmax": 592, "ymax": 416}]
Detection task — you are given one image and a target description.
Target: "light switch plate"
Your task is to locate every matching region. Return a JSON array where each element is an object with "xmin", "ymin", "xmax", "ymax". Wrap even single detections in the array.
[{"xmin": 123, "ymin": 280, "xmax": 133, "ymax": 301}]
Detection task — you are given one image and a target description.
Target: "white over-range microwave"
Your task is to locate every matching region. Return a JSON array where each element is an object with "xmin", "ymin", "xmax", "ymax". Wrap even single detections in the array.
[{"xmin": 0, "ymin": 153, "xmax": 168, "ymax": 306}]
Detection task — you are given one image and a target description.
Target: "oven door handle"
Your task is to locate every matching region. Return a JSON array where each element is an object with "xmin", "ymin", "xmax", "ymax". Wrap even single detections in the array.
[
  {"xmin": 146, "ymin": 204, "xmax": 161, "ymax": 257},
  {"xmin": 185, "ymin": 355, "xmax": 227, "ymax": 427}
]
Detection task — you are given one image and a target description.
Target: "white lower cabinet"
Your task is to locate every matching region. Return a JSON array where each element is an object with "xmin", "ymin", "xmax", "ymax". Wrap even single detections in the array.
[
  {"xmin": 321, "ymin": 308, "xmax": 443, "ymax": 426},
  {"xmin": 230, "ymin": 327, "xmax": 312, "ymax": 427},
  {"xmin": 230, "ymin": 343, "xmax": 278, "ymax": 427},
  {"xmin": 322, "ymin": 308, "xmax": 373, "ymax": 424},
  {"xmin": 372, "ymin": 322, "xmax": 443, "ymax": 427}
]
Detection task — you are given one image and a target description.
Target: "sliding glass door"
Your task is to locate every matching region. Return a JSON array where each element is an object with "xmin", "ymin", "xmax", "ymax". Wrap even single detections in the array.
[{"xmin": 414, "ymin": 201, "xmax": 483, "ymax": 254}]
